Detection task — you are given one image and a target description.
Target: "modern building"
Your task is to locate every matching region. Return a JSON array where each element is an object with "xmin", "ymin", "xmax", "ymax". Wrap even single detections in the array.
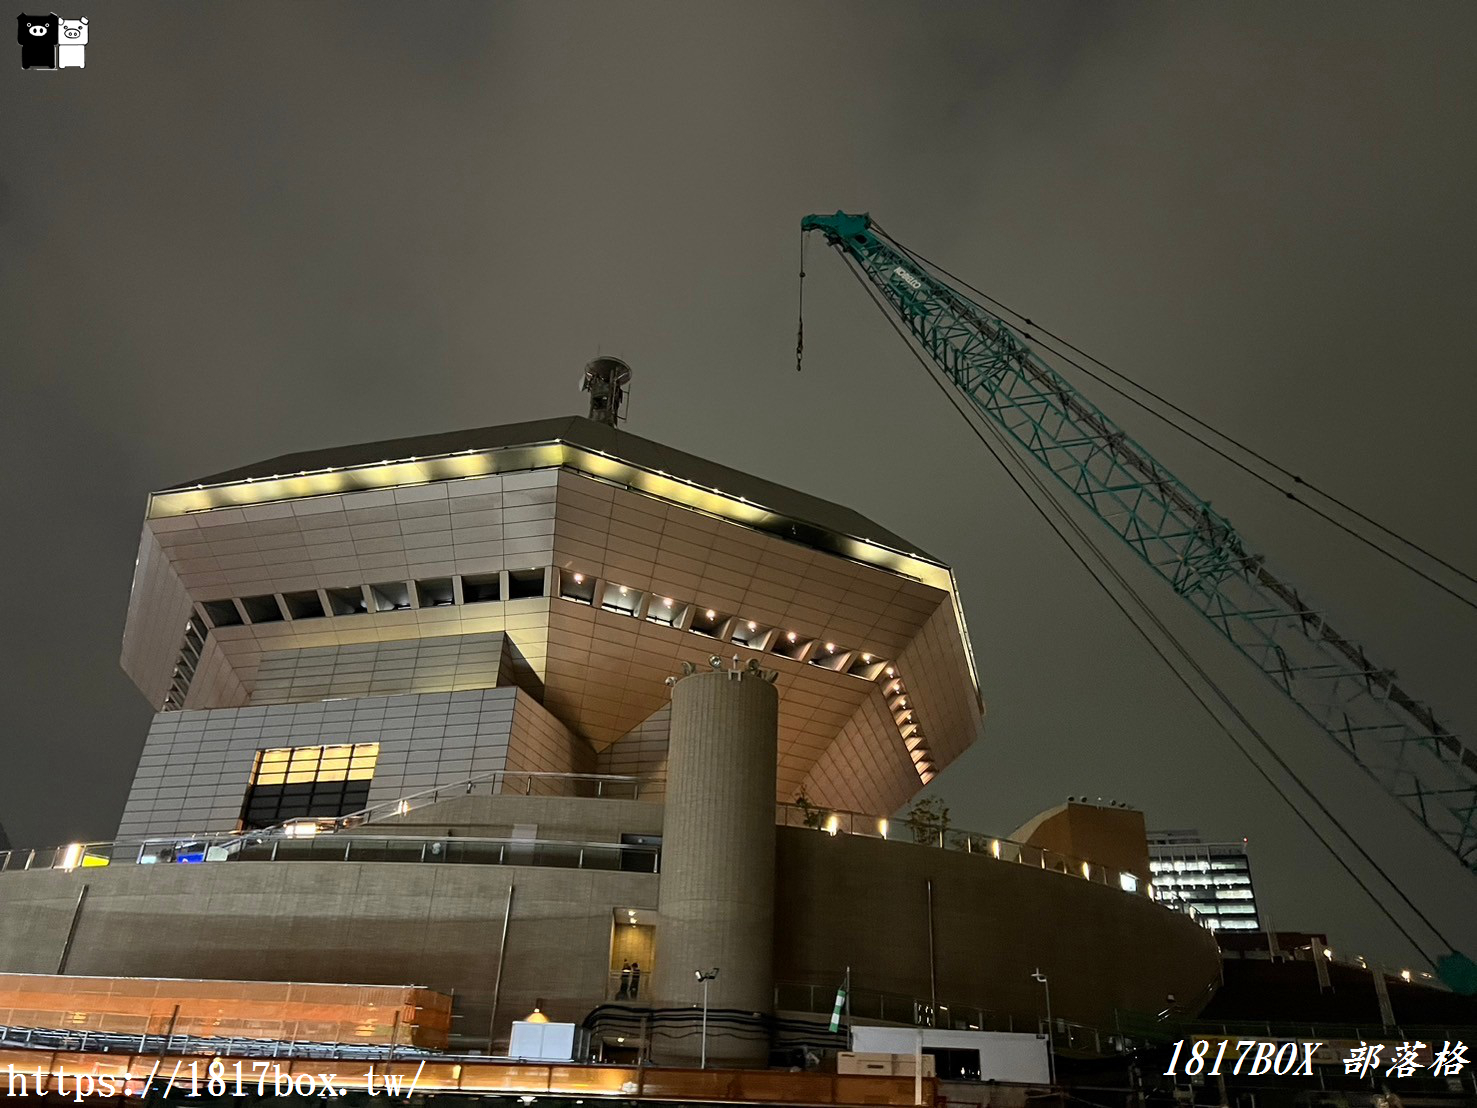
[
  {"xmin": 1146, "ymin": 829, "xmax": 1260, "ymax": 932},
  {"xmin": 0, "ymin": 373, "xmax": 1220, "ymax": 1071}
]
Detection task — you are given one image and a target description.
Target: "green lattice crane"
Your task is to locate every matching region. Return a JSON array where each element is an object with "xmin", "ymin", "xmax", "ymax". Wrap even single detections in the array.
[{"xmin": 803, "ymin": 211, "xmax": 1477, "ymax": 980}]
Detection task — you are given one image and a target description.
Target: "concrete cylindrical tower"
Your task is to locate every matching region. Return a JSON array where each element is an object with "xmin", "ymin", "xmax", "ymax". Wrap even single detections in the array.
[{"xmin": 651, "ymin": 662, "xmax": 778, "ymax": 1067}]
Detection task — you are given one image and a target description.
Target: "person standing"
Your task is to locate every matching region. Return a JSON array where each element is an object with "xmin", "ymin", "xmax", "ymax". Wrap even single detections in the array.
[
  {"xmin": 629, "ymin": 962, "xmax": 642, "ymax": 1000},
  {"xmin": 618, "ymin": 962, "xmax": 632, "ymax": 1000}
]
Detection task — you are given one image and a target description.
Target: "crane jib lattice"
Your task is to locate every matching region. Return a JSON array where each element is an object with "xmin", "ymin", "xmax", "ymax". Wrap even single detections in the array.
[{"xmin": 802, "ymin": 211, "xmax": 1477, "ymax": 873}]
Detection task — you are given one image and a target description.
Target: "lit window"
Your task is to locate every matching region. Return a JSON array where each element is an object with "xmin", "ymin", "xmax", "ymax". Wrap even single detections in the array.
[
  {"xmin": 645, "ymin": 595, "xmax": 688, "ymax": 628},
  {"xmin": 599, "ymin": 582, "xmax": 643, "ymax": 616},
  {"xmin": 241, "ymin": 742, "xmax": 380, "ymax": 829},
  {"xmin": 557, "ymin": 571, "xmax": 597, "ymax": 605},
  {"xmin": 689, "ymin": 608, "xmax": 729, "ymax": 638},
  {"xmin": 730, "ymin": 620, "xmax": 770, "ymax": 649}
]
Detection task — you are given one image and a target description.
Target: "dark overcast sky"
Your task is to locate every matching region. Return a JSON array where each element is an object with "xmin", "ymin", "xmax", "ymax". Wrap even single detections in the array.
[{"xmin": 3, "ymin": 2, "xmax": 1475, "ymax": 971}]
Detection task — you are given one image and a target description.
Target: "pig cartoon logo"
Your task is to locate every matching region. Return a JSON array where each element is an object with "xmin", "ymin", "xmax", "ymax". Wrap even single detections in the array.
[
  {"xmin": 17, "ymin": 13, "xmax": 58, "ymax": 69},
  {"xmin": 57, "ymin": 16, "xmax": 85, "ymax": 67}
]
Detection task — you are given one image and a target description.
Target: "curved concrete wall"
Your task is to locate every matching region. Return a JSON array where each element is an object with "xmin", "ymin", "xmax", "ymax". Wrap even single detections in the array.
[
  {"xmin": 0, "ymin": 799, "xmax": 1218, "ymax": 1060},
  {"xmin": 650, "ymin": 668, "xmax": 778, "ymax": 1064},
  {"xmin": 773, "ymin": 828, "xmax": 1221, "ymax": 1032}
]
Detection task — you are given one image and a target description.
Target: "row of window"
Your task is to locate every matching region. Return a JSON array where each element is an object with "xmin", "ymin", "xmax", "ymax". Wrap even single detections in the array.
[
  {"xmin": 197, "ymin": 570, "xmax": 546, "ymax": 630},
  {"xmin": 179, "ymin": 567, "xmax": 908, "ymax": 692},
  {"xmin": 162, "ymin": 614, "xmax": 211, "ymax": 711},
  {"xmin": 1152, "ymin": 873, "xmax": 1252, "ymax": 886},
  {"xmin": 1150, "ymin": 858, "xmax": 1252, "ymax": 872}
]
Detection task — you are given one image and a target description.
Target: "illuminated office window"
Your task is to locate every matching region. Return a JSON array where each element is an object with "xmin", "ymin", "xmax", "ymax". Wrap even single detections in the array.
[{"xmin": 240, "ymin": 743, "xmax": 379, "ymax": 829}]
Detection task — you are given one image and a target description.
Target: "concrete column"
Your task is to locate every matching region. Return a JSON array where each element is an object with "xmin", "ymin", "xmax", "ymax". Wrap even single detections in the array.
[{"xmin": 651, "ymin": 662, "xmax": 778, "ymax": 1066}]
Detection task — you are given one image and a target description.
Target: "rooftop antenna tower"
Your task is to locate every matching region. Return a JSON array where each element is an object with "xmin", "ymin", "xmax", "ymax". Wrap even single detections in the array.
[{"xmin": 582, "ymin": 356, "xmax": 633, "ymax": 427}]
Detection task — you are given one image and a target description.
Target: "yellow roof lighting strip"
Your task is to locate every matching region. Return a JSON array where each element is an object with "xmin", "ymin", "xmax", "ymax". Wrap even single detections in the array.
[{"xmin": 146, "ymin": 440, "xmax": 980, "ymax": 695}]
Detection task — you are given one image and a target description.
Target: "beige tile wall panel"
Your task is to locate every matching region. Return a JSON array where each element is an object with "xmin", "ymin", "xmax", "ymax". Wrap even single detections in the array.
[
  {"xmin": 119, "ymin": 525, "xmax": 197, "ymax": 707},
  {"xmin": 799, "ymin": 687, "xmax": 919, "ymax": 816},
  {"xmin": 505, "ymin": 692, "xmax": 597, "ymax": 791},
  {"xmin": 181, "ymin": 637, "xmax": 249, "ymax": 711},
  {"xmin": 248, "ymin": 632, "xmax": 510, "ymax": 705},
  {"xmin": 894, "ymin": 601, "xmax": 985, "ymax": 773},
  {"xmin": 595, "ymin": 704, "xmax": 671, "ymax": 801},
  {"xmin": 117, "ymin": 689, "xmax": 523, "ymax": 839},
  {"xmin": 124, "ymin": 421, "xmax": 984, "ymax": 814}
]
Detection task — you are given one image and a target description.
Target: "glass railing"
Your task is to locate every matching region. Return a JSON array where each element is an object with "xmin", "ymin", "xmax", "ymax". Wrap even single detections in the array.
[
  {"xmin": 775, "ymin": 803, "xmax": 1163, "ymax": 907},
  {"xmin": 605, "ymin": 970, "xmax": 654, "ymax": 1003},
  {"xmin": 0, "ymin": 832, "xmax": 659, "ymax": 875},
  {"xmin": 0, "ymin": 771, "xmax": 656, "ymax": 878}
]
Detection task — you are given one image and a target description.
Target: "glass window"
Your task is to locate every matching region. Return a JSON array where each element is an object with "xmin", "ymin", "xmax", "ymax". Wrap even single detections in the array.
[{"xmin": 240, "ymin": 743, "xmax": 380, "ymax": 829}]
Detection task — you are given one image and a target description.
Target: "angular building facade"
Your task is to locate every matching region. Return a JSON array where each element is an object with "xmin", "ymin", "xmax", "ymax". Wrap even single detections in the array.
[
  {"xmin": 118, "ymin": 415, "xmax": 981, "ymax": 837},
  {"xmin": 0, "ymin": 412, "xmax": 1220, "ymax": 1064}
]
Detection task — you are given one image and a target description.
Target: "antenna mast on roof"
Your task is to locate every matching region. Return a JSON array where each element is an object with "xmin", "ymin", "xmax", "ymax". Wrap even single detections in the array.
[{"xmin": 582, "ymin": 357, "xmax": 633, "ymax": 427}]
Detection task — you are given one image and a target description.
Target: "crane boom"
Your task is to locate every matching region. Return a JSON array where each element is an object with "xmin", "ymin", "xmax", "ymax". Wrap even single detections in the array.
[{"xmin": 803, "ymin": 211, "xmax": 1477, "ymax": 878}]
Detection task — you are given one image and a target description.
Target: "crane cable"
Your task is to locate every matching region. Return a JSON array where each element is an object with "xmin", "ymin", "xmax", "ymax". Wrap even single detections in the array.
[
  {"xmin": 875, "ymin": 225, "xmax": 1477, "ymax": 612},
  {"xmin": 795, "ymin": 230, "xmax": 807, "ymax": 372},
  {"xmin": 831, "ymin": 250, "xmax": 1453, "ymax": 966}
]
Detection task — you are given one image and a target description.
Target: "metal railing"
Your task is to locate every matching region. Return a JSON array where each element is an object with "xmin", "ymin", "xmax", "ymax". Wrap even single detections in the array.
[
  {"xmin": 333, "ymin": 769, "xmax": 646, "ymax": 830},
  {"xmin": 776, "ymin": 803, "xmax": 1157, "ymax": 904},
  {"xmin": 1114, "ymin": 1008, "xmax": 1477, "ymax": 1047},
  {"xmin": 0, "ymin": 770, "xmax": 650, "ymax": 877},
  {"xmin": 5, "ymin": 777, "xmax": 1183, "ymax": 922},
  {"xmin": 606, "ymin": 970, "xmax": 653, "ymax": 1003},
  {"xmin": 0, "ymin": 833, "xmax": 659, "ymax": 875},
  {"xmin": 0, "ymin": 1024, "xmax": 431, "ymax": 1062},
  {"xmin": 775, "ymin": 982, "xmax": 1117, "ymax": 1056}
]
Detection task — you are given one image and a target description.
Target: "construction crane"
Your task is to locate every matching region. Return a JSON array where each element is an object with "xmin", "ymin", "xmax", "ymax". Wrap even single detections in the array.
[{"xmin": 802, "ymin": 211, "xmax": 1476, "ymax": 988}]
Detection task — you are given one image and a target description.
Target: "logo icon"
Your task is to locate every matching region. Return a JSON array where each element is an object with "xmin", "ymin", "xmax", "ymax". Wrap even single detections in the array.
[
  {"xmin": 57, "ymin": 14, "xmax": 84, "ymax": 66},
  {"xmin": 17, "ymin": 12, "xmax": 84, "ymax": 69}
]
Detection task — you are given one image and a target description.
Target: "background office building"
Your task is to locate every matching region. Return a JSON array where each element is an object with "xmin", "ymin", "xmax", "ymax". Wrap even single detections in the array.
[{"xmin": 1147, "ymin": 829, "xmax": 1260, "ymax": 932}]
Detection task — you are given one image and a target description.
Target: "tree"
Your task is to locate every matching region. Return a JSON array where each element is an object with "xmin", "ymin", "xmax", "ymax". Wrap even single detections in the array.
[
  {"xmin": 903, "ymin": 796, "xmax": 950, "ymax": 845},
  {"xmin": 793, "ymin": 789, "xmax": 827, "ymax": 830}
]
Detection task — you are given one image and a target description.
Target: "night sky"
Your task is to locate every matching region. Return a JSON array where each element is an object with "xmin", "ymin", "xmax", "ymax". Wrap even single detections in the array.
[{"xmin": 3, "ymin": 3, "xmax": 1475, "ymax": 971}]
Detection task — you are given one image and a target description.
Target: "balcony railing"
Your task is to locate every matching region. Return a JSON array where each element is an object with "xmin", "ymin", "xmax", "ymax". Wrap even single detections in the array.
[
  {"xmin": 775, "ymin": 803, "xmax": 1173, "ymax": 910},
  {"xmin": 335, "ymin": 769, "xmax": 647, "ymax": 831},
  {"xmin": 0, "ymin": 832, "xmax": 659, "ymax": 876},
  {"xmin": 4, "ymin": 777, "xmax": 1194, "ymax": 928},
  {"xmin": 775, "ymin": 981, "xmax": 1118, "ymax": 1056}
]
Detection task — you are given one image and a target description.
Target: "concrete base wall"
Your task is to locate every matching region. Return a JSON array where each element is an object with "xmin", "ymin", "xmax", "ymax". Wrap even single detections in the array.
[
  {"xmin": 0, "ymin": 860, "xmax": 656, "ymax": 1052},
  {"xmin": 774, "ymin": 828, "xmax": 1221, "ymax": 1032},
  {"xmin": 0, "ymin": 813, "xmax": 1217, "ymax": 1061}
]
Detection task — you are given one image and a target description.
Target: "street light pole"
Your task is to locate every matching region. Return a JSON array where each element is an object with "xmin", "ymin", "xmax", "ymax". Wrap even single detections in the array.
[
  {"xmin": 1032, "ymin": 968, "xmax": 1055, "ymax": 1087},
  {"xmin": 695, "ymin": 968, "xmax": 720, "ymax": 1069}
]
